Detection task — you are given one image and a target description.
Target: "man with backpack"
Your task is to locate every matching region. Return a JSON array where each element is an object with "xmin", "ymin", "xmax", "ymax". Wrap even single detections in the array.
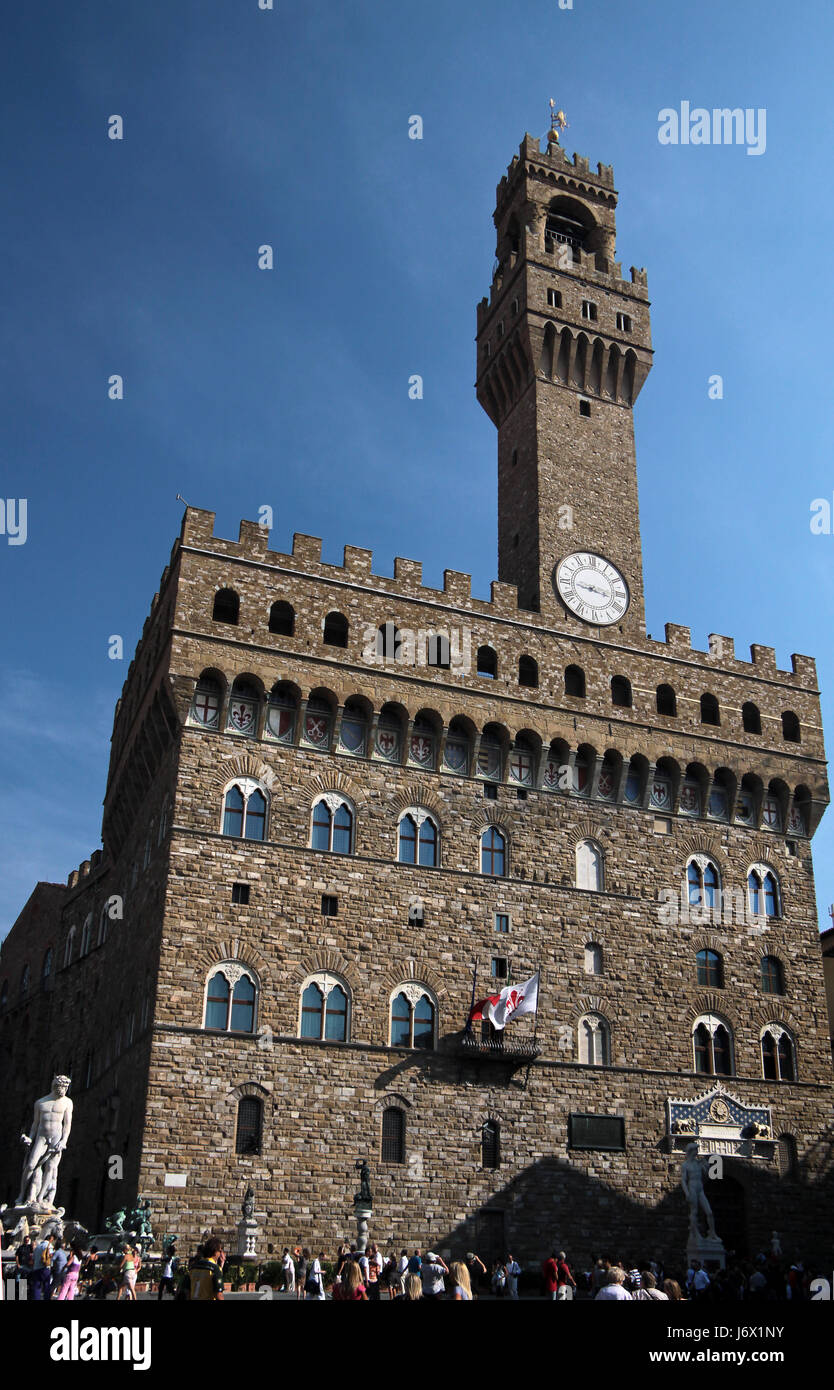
[{"xmin": 180, "ymin": 1237, "xmax": 225, "ymax": 1301}]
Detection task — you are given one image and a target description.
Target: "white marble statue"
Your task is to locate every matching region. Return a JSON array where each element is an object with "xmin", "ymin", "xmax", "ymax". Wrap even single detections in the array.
[
  {"xmin": 771, "ymin": 1231, "xmax": 782, "ymax": 1257},
  {"xmin": 16, "ymin": 1075, "xmax": 73, "ymax": 1207},
  {"xmin": 681, "ymin": 1142, "xmax": 718, "ymax": 1241}
]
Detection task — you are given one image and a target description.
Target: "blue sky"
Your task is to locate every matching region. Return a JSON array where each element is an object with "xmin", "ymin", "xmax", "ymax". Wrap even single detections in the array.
[{"xmin": 2, "ymin": 0, "xmax": 833, "ymax": 937}]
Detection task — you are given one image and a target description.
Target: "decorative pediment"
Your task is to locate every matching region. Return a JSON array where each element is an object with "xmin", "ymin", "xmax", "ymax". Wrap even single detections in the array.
[{"xmin": 667, "ymin": 1082, "xmax": 774, "ymax": 1159}]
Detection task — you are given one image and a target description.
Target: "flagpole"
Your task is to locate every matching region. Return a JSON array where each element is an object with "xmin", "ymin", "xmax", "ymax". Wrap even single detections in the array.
[
  {"xmin": 464, "ymin": 961, "xmax": 477, "ymax": 1034},
  {"xmin": 532, "ymin": 958, "xmax": 542, "ymax": 1050}
]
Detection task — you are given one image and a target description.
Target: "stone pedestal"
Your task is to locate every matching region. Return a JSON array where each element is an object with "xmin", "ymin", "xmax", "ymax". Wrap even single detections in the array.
[
  {"xmin": 687, "ymin": 1233, "xmax": 726, "ymax": 1270},
  {"xmin": 237, "ymin": 1218, "xmax": 259, "ymax": 1259},
  {"xmin": 353, "ymin": 1202, "xmax": 372, "ymax": 1254}
]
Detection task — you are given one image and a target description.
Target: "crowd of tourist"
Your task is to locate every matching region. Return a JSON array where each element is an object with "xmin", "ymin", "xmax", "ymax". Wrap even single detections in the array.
[{"xmin": 9, "ymin": 1229, "xmax": 822, "ymax": 1302}]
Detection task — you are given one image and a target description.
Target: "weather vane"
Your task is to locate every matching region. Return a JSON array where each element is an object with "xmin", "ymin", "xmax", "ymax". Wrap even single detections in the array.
[{"xmin": 549, "ymin": 99, "xmax": 569, "ymax": 142}]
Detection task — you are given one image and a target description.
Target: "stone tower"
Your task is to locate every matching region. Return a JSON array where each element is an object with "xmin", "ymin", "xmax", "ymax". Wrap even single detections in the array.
[{"xmin": 476, "ymin": 131, "xmax": 652, "ymax": 638}]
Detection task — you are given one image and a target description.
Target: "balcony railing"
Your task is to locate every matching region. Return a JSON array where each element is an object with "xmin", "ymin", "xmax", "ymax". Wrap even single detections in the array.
[{"xmin": 458, "ymin": 1032, "xmax": 541, "ymax": 1061}]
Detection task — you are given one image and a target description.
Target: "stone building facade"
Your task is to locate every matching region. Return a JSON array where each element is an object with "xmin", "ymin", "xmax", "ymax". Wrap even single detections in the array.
[{"xmin": 1, "ymin": 131, "xmax": 833, "ymax": 1265}]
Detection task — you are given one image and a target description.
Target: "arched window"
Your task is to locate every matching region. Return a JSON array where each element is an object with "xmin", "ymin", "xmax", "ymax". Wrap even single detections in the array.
[
  {"xmin": 376, "ymin": 622, "xmax": 403, "ymax": 661},
  {"xmin": 611, "ymin": 675, "xmax": 632, "ymax": 708},
  {"xmin": 381, "ymin": 1107, "xmax": 405, "ymax": 1163},
  {"xmin": 63, "ymin": 926, "xmax": 76, "ymax": 967},
  {"xmin": 96, "ymin": 906, "xmax": 108, "ymax": 947},
  {"xmin": 443, "ymin": 716, "xmax": 470, "ymax": 775},
  {"xmin": 565, "ymin": 664, "xmax": 585, "ymax": 697},
  {"xmin": 782, "ymin": 711, "xmax": 800, "ymax": 743},
  {"xmin": 482, "ymin": 1119, "xmax": 500, "ymax": 1169},
  {"xmin": 687, "ymin": 857, "xmax": 720, "ymax": 913},
  {"xmin": 578, "ymin": 1014, "xmax": 610, "ymax": 1066},
  {"xmin": 518, "ymin": 655, "xmax": 538, "ymax": 688},
  {"xmin": 656, "ymin": 684, "xmax": 676, "ymax": 716},
  {"xmin": 204, "ymin": 966, "xmax": 258, "ymax": 1033},
  {"xmin": 235, "ymin": 1097, "xmax": 262, "ymax": 1155},
  {"xmin": 158, "ymin": 800, "xmax": 169, "ymax": 843},
  {"xmin": 476, "ymin": 646, "xmax": 497, "ymax": 679},
  {"xmin": 397, "ymin": 811, "xmax": 439, "ymax": 867},
  {"xmin": 696, "ymin": 949, "xmax": 723, "ymax": 988},
  {"xmin": 584, "ymin": 942, "xmax": 603, "ymax": 975},
  {"xmin": 0, "ymin": 980, "xmax": 7, "ymax": 1012},
  {"xmin": 41, "ymin": 949, "xmax": 53, "ymax": 987},
  {"xmin": 299, "ymin": 973, "xmax": 350, "ymax": 1042},
  {"xmin": 426, "ymin": 632, "xmax": 451, "ymax": 669},
  {"xmin": 265, "ymin": 682, "xmax": 298, "ymax": 743},
  {"xmin": 190, "ymin": 673, "xmax": 222, "ymax": 728},
  {"xmin": 761, "ymin": 1026, "xmax": 795, "ymax": 1082},
  {"xmin": 222, "ymin": 780, "xmax": 268, "ymax": 841},
  {"xmin": 80, "ymin": 915, "xmax": 93, "ymax": 956},
  {"xmin": 311, "ymin": 796, "xmax": 354, "ymax": 854},
  {"xmin": 226, "ymin": 678, "xmax": 261, "ymax": 736},
  {"xmin": 777, "ymin": 1133, "xmax": 797, "ymax": 1178},
  {"xmin": 700, "ymin": 693, "xmax": 720, "ymax": 726},
  {"xmin": 268, "ymin": 600, "xmax": 295, "ymax": 636},
  {"xmin": 480, "ymin": 826, "xmax": 506, "ymax": 877},
  {"xmin": 323, "ymin": 611, "xmax": 349, "ymax": 648},
  {"xmin": 390, "ymin": 989, "xmax": 435, "ymax": 1049},
  {"xmin": 742, "ymin": 702, "xmax": 762, "ymax": 734},
  {"xmin": 576, "ymin": 839, "xmax": 603, "ymax": 891},
  {"xmin": 692, "ymin": 1016, "xmax": 733, "ymax": 1076},
  {"xmin": 338, "ymin": 698, "xmax": 368, "ymax": 756},
  {"xmin": 761, "ymin": 955, "xmax": 784, "ymax": 995},
  {"xmin": 212, "ymin": 588, "xmax": 239, "ymax": 625},
  {"xmin": 747, "ymin": 866, "xmax": 780, "ymax": 918},
  {"xmin": 20, "ymin": 964, "xmax": 30, "ymax": 1000}
]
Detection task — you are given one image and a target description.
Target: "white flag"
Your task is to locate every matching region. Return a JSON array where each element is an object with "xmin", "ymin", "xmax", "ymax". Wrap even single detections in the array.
[{"xmin": 485, "ymin": 973, "xmax": 539, "ymax": 1031}]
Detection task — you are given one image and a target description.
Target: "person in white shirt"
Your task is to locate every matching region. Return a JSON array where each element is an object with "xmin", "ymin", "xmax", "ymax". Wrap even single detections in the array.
[
  {"xmin": 693, "ymin": 1266, "xmax": 711, "ymax": 1297},
  {"xmin": 308, "ymin": 1252, "xmax": 326, "ymax": 1300},
  {"xmin": 595, "ymin": 1267, "xmax": 633, "ymax": 1300},
  {"xmin": 420, "ymin": 1252, "xmax": 449, "ymax": 1299},
  {"xmin": 505, "ymin": 1255, "xmax": 521, "ymax": 1300},
  {"xmin": 281, "ymin": 1248, "xmax": 296, "ymax": 1294},
  {"xmin": 397, "ymin": 1250, "xmax": 409, "ymax": 1296}
]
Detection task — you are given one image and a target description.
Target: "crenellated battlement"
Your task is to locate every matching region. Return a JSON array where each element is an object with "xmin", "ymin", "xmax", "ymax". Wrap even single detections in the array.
[{"xmin": 175, "ymin": 508, "xmax": 818, "ymax": 689}]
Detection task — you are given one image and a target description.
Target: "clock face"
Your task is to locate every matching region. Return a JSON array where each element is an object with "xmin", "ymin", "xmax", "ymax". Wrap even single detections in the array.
[{"xmin": 555, "ymin": 552, "xmax": 629, "ymax": 625}]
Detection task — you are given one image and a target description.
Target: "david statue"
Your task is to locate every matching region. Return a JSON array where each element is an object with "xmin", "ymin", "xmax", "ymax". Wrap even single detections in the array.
[
  {"xmin": 680, "ymin": 1142, "xmax": 718, "ymax": 1242},
  {"xmin": 17, "ymin": 1075, "xmax": 73, "ymax": 1208}
]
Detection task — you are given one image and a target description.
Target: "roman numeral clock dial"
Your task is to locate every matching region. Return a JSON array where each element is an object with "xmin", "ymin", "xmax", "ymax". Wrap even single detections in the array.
[{"xmin": 555, "ymin": 552, "xmax": 630, "ymax": 626}]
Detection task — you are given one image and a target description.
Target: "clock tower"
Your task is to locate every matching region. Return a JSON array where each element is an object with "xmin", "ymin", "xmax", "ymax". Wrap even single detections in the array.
[{"xmin": 476, "ymin": 130, "xmax": 653, "ymax": 639}]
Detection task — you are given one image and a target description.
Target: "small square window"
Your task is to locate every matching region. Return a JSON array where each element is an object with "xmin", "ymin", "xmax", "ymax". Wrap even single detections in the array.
[
  {"xmin": 495, "ymin": 913, "xmax": 510, "ymax": 934},
  {"xmin": 581, "ymin": 300, "xmax": 598, "ymax": 322},
  {"xmin": 491, "ymin": 957, "xmax": 508, "ymax": 980},
  {"xmin": 516, "ymin": 788, "xmax": 528, "ymax": 801},
  {"xmin": 484, "ymin": 784, "xmax": 498, "ymax": 800},
  {"xmin": 321, "ymin": 894, "xmax": 338, "ymax": 917},
  {"xmin": 408, "ymin": 899, "xmax": 424, "ymax": 926},
  {"xmin": 231, "ymin": 883, "xmax": 250, "ymax": 905},
  {"xmin": 616, "ymin": 312, "xmax": 632, "ymax": 333},
  {"xmin": 579, "ymin": 399, "xmax": 591, "ymax": 417},
  {"xmin": 786, "ymin": 840, "xmax": 798, "ymax": 857},
  {"xmin": 511, "ymin": 297, "xmax": 519, "ymax": 315},
  {"xmin": 547, "ymin": 288, "xmax": 562, "ymax": 309}
]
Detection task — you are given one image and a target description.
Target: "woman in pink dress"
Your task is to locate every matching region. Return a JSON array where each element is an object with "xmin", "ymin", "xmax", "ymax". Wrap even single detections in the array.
[{"xmin": 56, "ymin": 1242, "xmax": 84, "ymax": 1301}]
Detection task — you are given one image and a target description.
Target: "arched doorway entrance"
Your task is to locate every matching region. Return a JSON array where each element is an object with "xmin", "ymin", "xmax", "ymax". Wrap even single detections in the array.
[{"xmin": 705, "ymin": 1169, "xmax": 748, "ymax": 1257}]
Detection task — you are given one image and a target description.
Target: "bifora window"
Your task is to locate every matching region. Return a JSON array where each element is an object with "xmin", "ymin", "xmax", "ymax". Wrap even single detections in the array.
[
  {"xmin": 300, "ymin": 974, "xmax": 349, "ymax": 1042},
  {"xmin": 311, "ymin": 796, "xmax": 354, "ymax": 854},
  {"xmin": 748, "ymin": 866, "xmax": 780, "ymax": 917},
  {"xmin": 480, "ymin": 826, "xmax": 506, "ymax": 876},
  {"xmin": 204, "ymin": 967, "xmax": 257, "ymax": 1033},
  {"xmin": 222, "ymin": 781, "xmax": 267, "ymax": 841},
  {"xmin": 761, "ymin": 1026, "xmax": 795, "ymax": 1082},
  {"xmin": 398, "ymin": 811, "xmax": 438, "ymax": 866},
  {"xmin": 693, "ymin": 1016, "xmax": 733, "ymax": 1075},
  {"xmin": 390, "ymin": 989, "xmax": 435, "ymax": 1049}
]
